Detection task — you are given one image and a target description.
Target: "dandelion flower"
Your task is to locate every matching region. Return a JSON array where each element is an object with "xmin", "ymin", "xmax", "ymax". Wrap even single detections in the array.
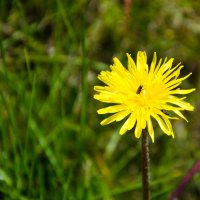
[{"xmin": 94, "ymin": 51, "xmax": 195, "ymax": 142}]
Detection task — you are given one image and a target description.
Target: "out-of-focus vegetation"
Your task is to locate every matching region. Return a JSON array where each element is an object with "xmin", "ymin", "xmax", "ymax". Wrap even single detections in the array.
[{"xmin": 0, "ymin": 0, "xmax": 199, "ymax": 199}]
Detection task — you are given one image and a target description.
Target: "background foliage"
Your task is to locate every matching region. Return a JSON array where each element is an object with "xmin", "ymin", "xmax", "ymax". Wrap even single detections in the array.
[{"xmin": 0, "ymin": 0, "xmax": 200, "ymax": 199}]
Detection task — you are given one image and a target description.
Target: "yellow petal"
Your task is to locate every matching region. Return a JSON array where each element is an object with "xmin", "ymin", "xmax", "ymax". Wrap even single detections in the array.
[
  {"xmin": 119, "ymin": 117, "xmax": 129, "ymax": 135},
  {"xmin": 167, "ymin": 98, "xmax": 194, "ymax": 111},
  {"xmin": 119, "ymin": 112, "xmax": 137, "ymax": 135},
  {"xmin": 137, "ymin": 51, "xmax": 148, "ymax": 72},
  {"xmin": 135, "ymin": 124, "xmax": 142, "ymax": 138},
  {"xmin": 169, "ymin": 88, "xmax": 196, "ymax": 95},
  {"xmin": 149, "ymin": 52, "xmax": 157, "ymax": 75},
  {"xmin": 127, "ymin": 53, "xmax": 137, "ymax": 75},
  {"xmin": 147, "ymin": 118, "xmax": 154, "ymax": 143},
  {"xmin": 153, "ymin": 58, "xmax": 163, "ymax": 74},
  {"xmin": 111, "ymin": 57, "xmax": 127, "ymax": 74},
  {"xmin": 101, "ymin": 110, "xmax": 130, "ymax": 125},
  {"xmin": 172, "ymin": 110, "xmax": 188, "ymax": 122},
  {"xmin": 157, "ymin": 58, "xmax": 174, "ymax": 77},
  {"xmin": 151, "ymin": 113, "xmax": 172, "ymax": 135},
  {"xmin": 162, "ymin": 64, "xmax": 183, "ymax": 82},
  {"xmin": 128, "ymin": 115, "xmax": 136, "ymax": 131},
  {"xmin": 97, "ymin": 105, "xmax": 126, "ymax": 114},
  {"xmin": 165, "ymin": 73, "xmax": 192, "ymax": 88},
  {"xmin": 161, "ymin": 115, "xmax": 174, "ymax": 137}
]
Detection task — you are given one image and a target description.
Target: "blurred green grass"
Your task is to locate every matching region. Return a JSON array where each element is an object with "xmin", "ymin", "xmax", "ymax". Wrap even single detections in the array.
[{"xmin": 0, "ymin": 0, "xmax": 200, "ymax": 199}]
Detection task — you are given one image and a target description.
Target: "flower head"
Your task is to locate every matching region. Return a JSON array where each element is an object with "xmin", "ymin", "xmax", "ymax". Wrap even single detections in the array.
[{"xmin": 94, "ymin": 51, "xmax": 195, "ymax": 142}]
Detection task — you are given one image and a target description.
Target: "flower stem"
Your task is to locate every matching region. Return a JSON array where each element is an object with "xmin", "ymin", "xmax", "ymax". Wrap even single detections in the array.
[{"xmin": 141, "ymin": 129, "xmax": 150, "ymax": 200}]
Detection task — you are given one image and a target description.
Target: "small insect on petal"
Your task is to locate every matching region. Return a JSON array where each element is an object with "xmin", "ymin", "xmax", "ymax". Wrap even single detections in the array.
[{"xmin": 136, "ymin": 85, "xmax": 143, "ymax": 94}]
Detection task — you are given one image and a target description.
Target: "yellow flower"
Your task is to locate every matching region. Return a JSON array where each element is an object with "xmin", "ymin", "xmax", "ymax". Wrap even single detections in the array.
[{"xmin": 94, "ymin": 51, "xmax": 195, "ymax": 142}]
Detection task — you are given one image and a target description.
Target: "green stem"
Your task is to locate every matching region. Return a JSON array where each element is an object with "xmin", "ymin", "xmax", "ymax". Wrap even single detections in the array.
[{"xmin": 141, "ymin": 129, "xmax": 150, "ymax": 200}]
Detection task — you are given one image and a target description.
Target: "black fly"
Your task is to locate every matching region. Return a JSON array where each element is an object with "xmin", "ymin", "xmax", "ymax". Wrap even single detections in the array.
[{"xmin": 136, "ymin": 85, "xmax": 143, "ymax": 94}]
